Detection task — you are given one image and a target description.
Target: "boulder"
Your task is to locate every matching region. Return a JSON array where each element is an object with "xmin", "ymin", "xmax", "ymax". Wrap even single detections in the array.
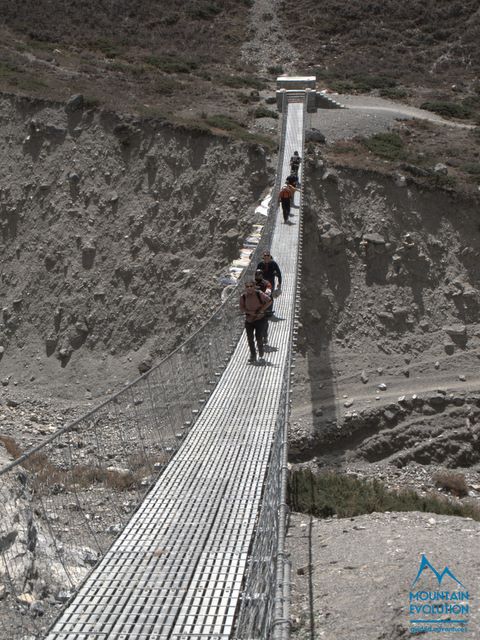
[
  {"xmin": 320, "ymin": 227, "xmax": 344, "ymax": 249},
  {"xmin": 65, "ymin": 94, "xmax": 84, "ymax": 113},
  {"xmin": 305, "ymin": 128, "xmax": 326, "ymax": 144},
  {"xmin": 400, "ymin": 163, "xmax": 431, "ymax": 177},
  {"xmin": 434, "ymin": 163, "xmax": 448, "ymax": 175},
  {"xmin": 322, "ymin": 169, "xmax": 339, "ymax": 183},
  {"xmin": 443, "ymin": 324, "xmax": 466, "ymax": 339},
  {"xmin": 363, "ymin": 233, "xmax": 386, "ymax": 246}
]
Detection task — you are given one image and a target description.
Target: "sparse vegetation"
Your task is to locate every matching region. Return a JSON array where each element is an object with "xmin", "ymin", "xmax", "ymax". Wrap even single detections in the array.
[
  {"xmin": 316, "ymin": 70, "xmax": 397, "ymax": 93},
  {"xmin": 267, "ymin": 65, "xmax": 283, "ymax": 75},
  {"xmin": 0, "ymin": 61, "xmax": 18, "ymax": 79},
  {"xmin": 0, "ymin": 435, "xmax": 22, "ymax": 460},
  {"xmin": 431, "ymin": 173, "xmax": 458, "ymax": 189},
  {"xmin": 187, "ymin": 3, "xmax": 222, "ymax": 20},
  {"xmin": 420, "ymin": 100, "xmax": 473, "ymax": 120},
  {"xmin": 360, "ymin": 132, "xmax": 406, "ymax": 160},
  {"xmin": 462, "ymin": 162, "xmax": 480, "ymax": 175},
  {"xmin": 253, "ymin": 105, "xmax": 278, "ymax": 119},
  {"xmin": 239, "ymin": 92, "xmax": 261, "ymax": 104},
  {"xmin": 144, "ymin": 55, "xmax": 198, "ymax": 74},
  {"xmin": 0, "ymin": 435, "xmax": 166, "ymax": 493},
  {"xmin": 379, "ymin": 86, "xmax": 409, "ymax": 99},
  {"xmin": 93, "ymin": 37, "xmax": 125, "ymax": 59},
  {"xmin": 219, "ymin": 74, "xmax": 267, "ymax": 91},
  {"xmin": 203, "ymin": 114, "xmax": 276, "ymax": 149},
  {"xmin": 155, "ymin": 76, "xmax": 182, "ymax": 96},
  {"xmin": 205, "ymin": 114, "xmax": 243, "ymax": 131},
  {"xmin": 432, "ymin": 470, "xmax": 469, "ymax": 497},
  {"xmin": 289, "ymin": 469, "xmax": 480, "ymax": 521},
  {"xmin": 83, "ymin": 96, "xmax": 100, "ymax": 109}
]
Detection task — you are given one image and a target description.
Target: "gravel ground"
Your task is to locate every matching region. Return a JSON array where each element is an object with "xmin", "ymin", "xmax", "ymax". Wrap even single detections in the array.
[
  {"xmin": 288, "ymin": 511, "xmax": 480, "ymax": 639},
  {"xmin": 309, "ymin": 94, "xmax": 476, "ymax": 143}
]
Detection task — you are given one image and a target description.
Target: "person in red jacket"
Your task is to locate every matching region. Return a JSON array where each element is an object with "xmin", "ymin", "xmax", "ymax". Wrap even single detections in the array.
[
  {"xmin": 278, "ymin": 182, "xmax": 297, "ymax": 223},
  {"xmin": 239, "ymin": 280, "xmax": 272, "ymax": 364},
  {"xmin": 254, "ymin": 269, "xmax": 272, "ymax": 345},
  {"xmin": 278, "ymin": 182, "xmax": 292, "ymax": 223}
]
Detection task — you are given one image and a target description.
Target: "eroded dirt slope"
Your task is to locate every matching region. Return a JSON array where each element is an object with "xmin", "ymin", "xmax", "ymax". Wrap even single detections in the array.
[
  {"xmin": 0, "ymin": 94, "xmax": 273, "ymax": 400},
  {"xmin": 291, "ymin": 159, "xmax": 480, "ymax": 485}
]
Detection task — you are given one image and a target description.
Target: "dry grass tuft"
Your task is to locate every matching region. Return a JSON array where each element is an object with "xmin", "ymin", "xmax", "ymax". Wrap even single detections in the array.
[{"xmin": 432, "ymin": 470, "xmax": 469, "ymax": 498}]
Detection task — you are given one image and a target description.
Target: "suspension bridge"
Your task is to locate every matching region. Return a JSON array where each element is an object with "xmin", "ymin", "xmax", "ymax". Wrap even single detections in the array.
[{"xmin": 0, "ymin": 81, "xmax": 316, "ymax": 640}]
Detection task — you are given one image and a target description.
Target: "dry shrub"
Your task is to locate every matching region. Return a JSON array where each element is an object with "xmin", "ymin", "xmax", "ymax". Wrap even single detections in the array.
[
  {"xmin": 0, "ymin": 435, "xmax": 23, "ymax": 460},
  {"xmin": 289, "ymin": 469, "xmax": 479, "ymax": 520},
  {"xmin": 433, "ymin": 470, "xmax": 469, "ymax": 497}
]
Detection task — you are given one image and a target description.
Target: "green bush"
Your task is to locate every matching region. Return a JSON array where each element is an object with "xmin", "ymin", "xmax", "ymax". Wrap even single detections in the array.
[
  {"xmin": 288, "ymin": 469, "xmax": 480, "ymax": 521},
  {"xmin": 144, "ymin": 55, "xmax": 198, "ymax": 74},
  {"xmin": 239, "ymin": 93, "xmax": 262, "ymax": 104},
  {"xmin": 205, "ymin": 114, "xmax": 241, "ymax": 131},
  {"xmin": 155, "ymin": 76, "xmax": 181, "ymax": 96},
  {"xmin": 161, "ymin": 14, "xmax": 179, "ymax": 26},
  {"xmin": 462, "ymin": 162, "xmax": 480, "ymax": 175},
  {"xmin": 431, "ymin": 173, "xmax": 457, "ymax": 188},
  {"xmin": 267, "ymin": 65, "xmax": 283, "ymax": 75},
  {"xmin": 420, "ymin": 100, "xmax": 473, "ymax": 120},
  {"xmin": 93, "ymin": 37, "xmax": 123, "ymax": 59},
  {"xmin": 187, "ymin": 3, "xmax": 222, "ymax": 19},
  {"xmin": 462, "ymin": 95, "xmax": 480, "ymax": 110},
  {"xmin": 380, "ymin": 86, "xmax": 409, "ymax": 99},
  {"xmin": 220, "ymin": 74, "xmax": 267, "ymax": 91},
  {"xmin": 361, "ymin": 132, "xmax": 405, "ymax": 160},
  {"xmin": 83, "ymin": 96, "xmax": 100, "ymax": 109},
  {"xmin": 330, "ymin": 75, "xmax": 397, "ymax": 94},
  {"xmin": 253, "ymin": 105, "xmax": 278, "ymax": 119},
  {"xmin": 0, "ymin": 61, "xmax": 18, "ymax": 79}
]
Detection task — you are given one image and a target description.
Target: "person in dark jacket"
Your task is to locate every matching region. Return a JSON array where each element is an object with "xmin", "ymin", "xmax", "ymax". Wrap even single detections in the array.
[
  {"xmin": 257, "ymin": 251, "xmax": 282, "ymax": 316},
  {"xmin": 286, "ymin": 173, "xmax": 299, "ymax": 188},
  {"xmin": 290, "ymin": 150, "xmax": 302, "ymax": 175}
]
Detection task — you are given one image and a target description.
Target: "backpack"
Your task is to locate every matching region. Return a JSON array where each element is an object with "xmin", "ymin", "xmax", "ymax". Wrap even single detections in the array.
[{"xmin": 242, "ymin": 290, "xmax": 263, "ymax": 305}]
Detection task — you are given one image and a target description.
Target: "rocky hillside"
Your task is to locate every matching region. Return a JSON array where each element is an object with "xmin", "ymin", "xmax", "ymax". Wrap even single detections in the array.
[
  {"xmin": 280, "ymin": 0, "xmax": 480, "ymax": 118},
  {"xmin": 0, "ymin": 93, "xmax": 273, "ymax": 399}
]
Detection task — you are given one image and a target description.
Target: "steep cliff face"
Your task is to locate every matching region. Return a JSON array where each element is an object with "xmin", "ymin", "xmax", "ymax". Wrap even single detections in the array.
[
  {"xmin": 291, "ymin": 161, "xmax": 480, "ymax": 472},
  {"xmin": 0, "ymin": 94, "xmax": 273, "ymax": 398}
]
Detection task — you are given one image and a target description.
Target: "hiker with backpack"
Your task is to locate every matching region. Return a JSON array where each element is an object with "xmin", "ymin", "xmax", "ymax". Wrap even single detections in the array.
[
  {"xmin": 257, "ymin": 251, "xmax": 282, "ymax": 316},
  {"xmin": 290, "ymin": 150, "xmax": 302, "ymax": 175},
  {"xmin": 240, "ymin": 280, "xmax": 272, "ymax": 364},
  {"xmin": 278, "ymin": 181, "xmax": 296, "ymax": 223},
  {"xmin": 254, "ymin": 269, "xmax": 272, "ymax": 346},
  {"xmin": 286, "ymin": 173, "xmax": 299, "ymax": 188}
]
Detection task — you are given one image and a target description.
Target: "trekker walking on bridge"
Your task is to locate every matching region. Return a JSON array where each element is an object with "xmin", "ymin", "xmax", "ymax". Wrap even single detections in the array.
[
  {"xmin": 278, "ymin": 181, "xmax": 297, "ymax": 223},
  {"xmin": 290, "ymin": 150, "xmax": 302, "ymax": 175},
  {"xmin": 254, "ymin": 269, "xmax": 272, "ymax": 346},
  {"xmin": 257, "ymin": 251, "xmax": 282, "ymax": 316},
  {"xmin": 240, "ymin": 280, "xmax": 271, "ymax": 364}
]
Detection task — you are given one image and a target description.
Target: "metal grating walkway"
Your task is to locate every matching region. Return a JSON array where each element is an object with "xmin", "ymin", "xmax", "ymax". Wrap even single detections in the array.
[{"xmin": 45, "ymin": 98, "xmax": 304, "ymax": 640}]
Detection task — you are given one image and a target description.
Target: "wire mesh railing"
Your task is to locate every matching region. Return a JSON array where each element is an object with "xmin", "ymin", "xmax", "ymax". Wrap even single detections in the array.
[
  {"xmin": 0, "ymin": 90, "xmax": 296, "ymax": 640},
  {"xmin": 233, "ymin": 92, "xmax": 304, "ymax": 640}
]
